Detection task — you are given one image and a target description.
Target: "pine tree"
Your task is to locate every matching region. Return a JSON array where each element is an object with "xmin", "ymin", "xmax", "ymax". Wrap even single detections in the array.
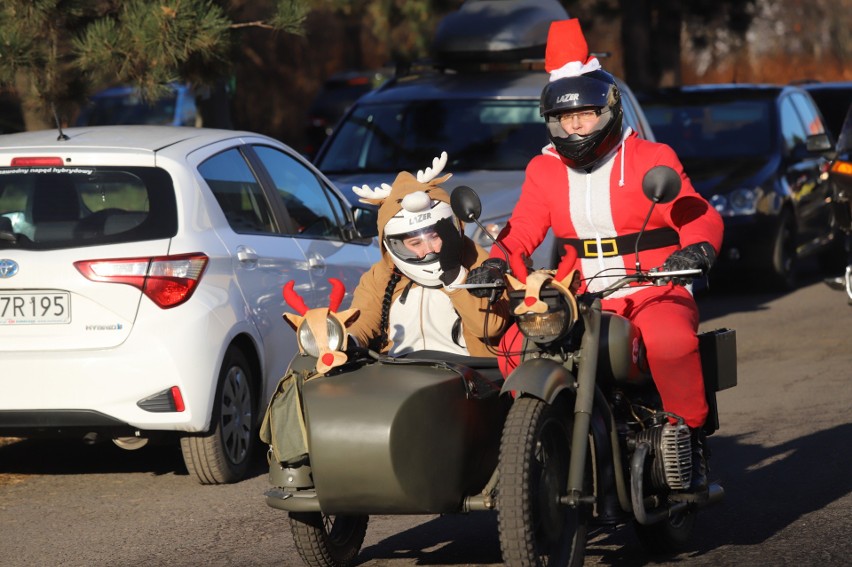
[{"xmin": 0, "ymin": 0, "xmax": 310, "ymax": 130}]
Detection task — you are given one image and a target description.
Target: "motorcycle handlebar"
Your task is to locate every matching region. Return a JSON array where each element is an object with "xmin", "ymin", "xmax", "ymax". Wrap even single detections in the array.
[{"xmin": 448, "ymin": 268, "xmax": 703, "ymax": 293}]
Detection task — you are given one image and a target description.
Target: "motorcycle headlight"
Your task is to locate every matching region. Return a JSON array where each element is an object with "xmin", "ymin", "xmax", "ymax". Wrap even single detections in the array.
[
  {"xmin": 297, "ymin": 316, "xmax": 345, "ymax": 357},
  {"xmin": 510, "ymin": 288, "xmax": 576, "ymax": 344},
  {"xmin": 710, "ymin": 188, "xmax": 758, "ymax": 217}
]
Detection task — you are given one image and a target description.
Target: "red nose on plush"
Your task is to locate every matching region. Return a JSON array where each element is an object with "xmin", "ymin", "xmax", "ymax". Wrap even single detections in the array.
[
  {"xmin": 524, "ymin": 296, "xmax": 537, "ymax": 306},
  {"xmin": 322, "ymin": 353, "xmax": 335, "ymax": 366}
]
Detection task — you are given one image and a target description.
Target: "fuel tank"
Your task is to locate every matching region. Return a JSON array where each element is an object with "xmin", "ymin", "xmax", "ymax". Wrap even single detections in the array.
[
  {"xmin": 597, "ymin": 312, "xmax": 652, "ymax": 385},
  {"xmin": 301, "ymin": 356, "xmax": 508, "ymax": 515}
]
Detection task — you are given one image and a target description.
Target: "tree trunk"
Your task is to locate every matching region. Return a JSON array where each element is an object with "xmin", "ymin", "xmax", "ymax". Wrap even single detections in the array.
[{"xmin": 15, "ymin": 71, "xmax": 53, "ymax": 132}]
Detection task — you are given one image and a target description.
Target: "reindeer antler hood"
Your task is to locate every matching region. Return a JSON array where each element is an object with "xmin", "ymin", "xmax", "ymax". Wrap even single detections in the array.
[{"xmin": 353, "ymin": 152, "xmax": 455, "ymax": 259}]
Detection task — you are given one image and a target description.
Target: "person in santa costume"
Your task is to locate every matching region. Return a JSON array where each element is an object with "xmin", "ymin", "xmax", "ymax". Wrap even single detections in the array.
[{"xmin": 467, "ymin": 18, "xmax": 724, "ymax": 500}]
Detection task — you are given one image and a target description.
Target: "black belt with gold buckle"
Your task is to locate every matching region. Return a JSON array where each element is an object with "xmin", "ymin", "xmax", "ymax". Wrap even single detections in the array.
[{"xmin": 557, "ymin": 228, "xmax": 680, "ymax": 259}]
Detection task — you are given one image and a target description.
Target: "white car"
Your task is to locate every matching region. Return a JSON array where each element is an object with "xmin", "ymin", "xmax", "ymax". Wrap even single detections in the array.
[{"xmin": 0, "ymin": 125, "xmax": 379, "ymax": 484}]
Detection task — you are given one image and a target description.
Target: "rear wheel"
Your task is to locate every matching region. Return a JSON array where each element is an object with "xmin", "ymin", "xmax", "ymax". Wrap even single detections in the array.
[
  {"xmin": 633, "ymin": 509, "xmax": 697, "ymax": 554},
  {"xmin": 498, "ymin": 396, "xmax": 589, "ymax": 567},
  {"xmin": 289, "ymin": 513, "xmax": 368, "ymax": 567},
  {"xmin": 181, "ymin": 346, "xmax": 256, "ymax": 484}
]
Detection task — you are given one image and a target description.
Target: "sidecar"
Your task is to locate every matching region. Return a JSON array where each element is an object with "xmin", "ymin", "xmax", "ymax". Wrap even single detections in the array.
[{"xmin": 265, "ymin": 351, "xmax": 509, "ymax": 515}]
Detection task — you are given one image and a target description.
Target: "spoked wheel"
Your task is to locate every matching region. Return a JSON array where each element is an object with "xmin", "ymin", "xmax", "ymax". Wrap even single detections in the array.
[
  {"xmin": 633, "ymin": 508, "xmax": 697, "ymax": 554},
  {"xmin": 289, "ymin": 512, "xmax": 368, "ymax": 567},
  {"xmin": 498, "ymin": 396, "xmax": 589, "ymax": 567}
]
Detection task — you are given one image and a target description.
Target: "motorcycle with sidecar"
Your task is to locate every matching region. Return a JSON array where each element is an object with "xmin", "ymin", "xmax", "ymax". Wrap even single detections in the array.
[{"xmin": 261, "ymin": 166, "xmax": 737, "ymax": 567}]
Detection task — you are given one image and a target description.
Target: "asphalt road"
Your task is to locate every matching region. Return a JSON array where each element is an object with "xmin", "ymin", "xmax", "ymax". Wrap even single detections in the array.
[{"xmin": 1, "ymin": 273, "xmax": 851, "ymax": 567}]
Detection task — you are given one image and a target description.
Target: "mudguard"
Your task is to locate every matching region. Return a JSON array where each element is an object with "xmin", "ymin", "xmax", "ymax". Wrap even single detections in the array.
[{"xmin": 501, "ymin": 357, "xmax": 576, "ymax": 403}]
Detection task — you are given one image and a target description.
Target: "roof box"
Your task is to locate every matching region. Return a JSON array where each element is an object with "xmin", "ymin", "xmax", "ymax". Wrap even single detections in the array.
[{"xmin": 432, "ymin": 0, "xmax": 569, "ymax": 66}]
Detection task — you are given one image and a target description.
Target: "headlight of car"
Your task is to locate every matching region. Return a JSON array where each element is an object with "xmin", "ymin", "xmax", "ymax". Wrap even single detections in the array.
[
  {"xmin": 297, "ymin": 316, "xmax": 345, "ymax": 357},
  {"xmin": 510, "ymin": 288, "xmax": 576, "ymax": 345},
  {"xmin": 710, "ymin": 188, "xmax": 758, "ymax": 217}
]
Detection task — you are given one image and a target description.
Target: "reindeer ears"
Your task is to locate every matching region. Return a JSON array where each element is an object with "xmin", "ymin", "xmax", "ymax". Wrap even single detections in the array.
[{"xmin": 351, "ymin": 151, "xmax": 452, "ymax": 207}]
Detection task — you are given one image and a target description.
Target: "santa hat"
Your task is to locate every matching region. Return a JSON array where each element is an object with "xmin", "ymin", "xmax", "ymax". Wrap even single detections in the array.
[{"xmin": 544, "ymin": 18, "xmax": 602, "ymax": 82}]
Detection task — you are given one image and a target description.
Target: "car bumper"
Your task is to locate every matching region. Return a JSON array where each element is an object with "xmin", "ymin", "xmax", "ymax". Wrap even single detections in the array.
[
  {"xmin": 713, "ymin": 214, "xmax": 777, "ymax": 274},
  {"xmin": 0, "ymin": 309, "xmax": 237, "ymax": 435}
]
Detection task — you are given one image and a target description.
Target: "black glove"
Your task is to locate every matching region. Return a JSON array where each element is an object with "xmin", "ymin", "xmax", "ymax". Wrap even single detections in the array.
[
  {"xmin": 466, "ymin": 258, "xmax": 509, "ymax": 298},
  {"xmin": 434, "ymin": 217, "xmax": 464, "ymax": 286},
  {"xmin": 661, "ymin": 242, "xmax": 716, "ymax": 285}
]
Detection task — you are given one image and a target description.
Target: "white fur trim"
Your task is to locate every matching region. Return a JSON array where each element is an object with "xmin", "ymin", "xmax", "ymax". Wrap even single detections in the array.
[{"xmin": 549, "ymin": 57, "xmax": 601, "ymax": 82}]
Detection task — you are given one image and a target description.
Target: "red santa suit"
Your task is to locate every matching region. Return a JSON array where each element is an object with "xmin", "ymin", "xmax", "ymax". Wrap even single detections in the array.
[{"xmin": 495, "ymin": 128, "xmax": 724, "ymax": 428}]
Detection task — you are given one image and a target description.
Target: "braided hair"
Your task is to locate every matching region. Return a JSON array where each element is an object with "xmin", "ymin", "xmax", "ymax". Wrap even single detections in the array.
[{"xmin": 371, "ymin": 267, "xmax": 402, "ymax": 352}]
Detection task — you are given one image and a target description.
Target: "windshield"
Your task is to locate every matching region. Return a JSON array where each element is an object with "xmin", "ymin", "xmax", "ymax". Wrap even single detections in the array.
[
  {"xmin": 316, "ymin": 99, "xmax": 547, "ymax": 173},
  {"xmin": 642, "ymin": 99, "xmax": 774, "ymax": 159}
]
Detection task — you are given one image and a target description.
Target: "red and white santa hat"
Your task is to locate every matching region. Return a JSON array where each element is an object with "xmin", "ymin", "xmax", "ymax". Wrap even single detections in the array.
[{"xmin": 544, "ymin": 18, "xmax": 601, "ymax": 82}]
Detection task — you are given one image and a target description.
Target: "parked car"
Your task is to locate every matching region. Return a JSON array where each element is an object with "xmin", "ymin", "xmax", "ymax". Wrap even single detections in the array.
[
  {"xmin": 0, "ymin": 125, "xmax": 379, "ymax": 484},
  {"xmin": 798, "ymin": 81, "xmax": 852, "ymax": 142},
  {"xmin": 637, "ymin": 83, "xmax": 838, "ymax": 289},
  {"xmin": 75, "ymin": 83, "xmax": 198, "ymax": 127},
  {"xmin": 313, "ymin": 0, "xmax": 656, "ymax": 270}
]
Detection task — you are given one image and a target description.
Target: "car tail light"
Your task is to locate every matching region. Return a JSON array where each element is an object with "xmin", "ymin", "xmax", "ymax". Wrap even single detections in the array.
[
  {"xmin": 74, "ymin": 253, "xmax": 208, "ymax": 309},
  {"xmin": 832, "ymin": 160, "xmax": 852, "ymax": 177},
  {"xmin": 10, "ymin": 157, "xmax": 65, "ymax": 166}
]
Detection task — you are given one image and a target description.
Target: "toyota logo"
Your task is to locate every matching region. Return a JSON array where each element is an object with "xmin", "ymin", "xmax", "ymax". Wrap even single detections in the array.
[{"xmin": 0, "ymin": 259, "xmax": 19, "ymax": 278}]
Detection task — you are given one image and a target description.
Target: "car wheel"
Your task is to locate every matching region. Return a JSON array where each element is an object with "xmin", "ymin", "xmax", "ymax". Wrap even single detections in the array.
[
  {"xmin": 181, "ymin": 346, "xmax": 256, "ymax": 484},
  {"xmin": 769, "ymin": 209, "xmax": 798, "ymax": 291}
]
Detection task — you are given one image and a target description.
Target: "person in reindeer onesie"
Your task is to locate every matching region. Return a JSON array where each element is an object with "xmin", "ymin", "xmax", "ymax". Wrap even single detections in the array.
[
  {"xmin": 467, "ymin": 19, "xmax": 724, "ymax": 500},
  {"xmin": 347, "ymin": 152, "xmax": 509, "ymax": 357}
]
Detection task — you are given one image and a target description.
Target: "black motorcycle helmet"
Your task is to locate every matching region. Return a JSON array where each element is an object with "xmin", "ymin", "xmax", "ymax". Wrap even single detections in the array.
[{"xmin": 540, "ymin": 69, "xmax": 624, "ymax": 170}]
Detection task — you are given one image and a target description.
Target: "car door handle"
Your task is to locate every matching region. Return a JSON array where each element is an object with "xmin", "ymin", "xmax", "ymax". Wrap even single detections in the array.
[{"xmin": 236, "ymin": 246, "xmax": 258, "ymax": 266}]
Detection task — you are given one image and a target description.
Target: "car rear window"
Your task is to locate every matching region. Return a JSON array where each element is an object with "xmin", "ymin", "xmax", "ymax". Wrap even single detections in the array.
[
  {"xmin": 317, "ymin": 99, "xmax": 547, "ymax": 173},
  {"xmin": 0, "ymin": 166, "xmax": 177, "ymax": 250},
  {"xmin": 643, "ymin": 99, "xmax": 774, "ymax": 159}
]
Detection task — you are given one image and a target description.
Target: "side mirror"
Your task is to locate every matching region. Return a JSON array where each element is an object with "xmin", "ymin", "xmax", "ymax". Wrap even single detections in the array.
[
  {"xmin": 806, "ymin": 132, "xmax": 834, "ymax": 154},
  {"xmin": 641, "ymin": 165, "xmax": 682, "ymax": 204},
  {"xmin": 450, "ymin": 185, "xmax": 482, "ymax": 222},
  {"xmin": 352, "ymin": 206, "xmax": 378, "ymax": 238}
]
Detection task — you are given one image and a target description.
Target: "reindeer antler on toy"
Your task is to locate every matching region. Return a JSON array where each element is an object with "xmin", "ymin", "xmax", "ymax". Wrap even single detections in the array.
[{"xmin": 282, "ymin": 278, "xmax": 360, "ymax": 374}]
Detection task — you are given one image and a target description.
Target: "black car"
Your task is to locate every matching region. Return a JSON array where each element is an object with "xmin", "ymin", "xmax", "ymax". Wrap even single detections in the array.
[{"xmin": 638, "ymin": 84, "xmax": 839, "ymax": 289}]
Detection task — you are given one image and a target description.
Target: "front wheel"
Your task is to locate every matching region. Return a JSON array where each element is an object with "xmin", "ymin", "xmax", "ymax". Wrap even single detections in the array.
[
  {"xmin": 289, "ymin": 513, "xmax": 368, "ymax": 567},
  {"xmin": 770, "ymin": 209, "xmax": 798, "ymax": 291},
  {"xmin": 497, "ymin": 396, "xmax": 589, "ymax": 567}
]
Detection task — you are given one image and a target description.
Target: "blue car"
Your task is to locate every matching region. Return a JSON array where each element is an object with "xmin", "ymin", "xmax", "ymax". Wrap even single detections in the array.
[{"xmin": 75, "ymin": 83, "xmax": 198, "ymax": 127}]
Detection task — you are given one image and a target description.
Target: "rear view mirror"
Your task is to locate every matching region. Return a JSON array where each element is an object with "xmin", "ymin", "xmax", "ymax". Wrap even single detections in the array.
[{"xmin": 352, "ymin": 206, "xmax": 378, "ymax": 238}]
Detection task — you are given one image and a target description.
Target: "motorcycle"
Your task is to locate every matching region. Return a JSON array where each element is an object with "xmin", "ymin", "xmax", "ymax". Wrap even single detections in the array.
[{"xmin": 262, "ymin": 165, "xmax": 737, "ymax": 567}]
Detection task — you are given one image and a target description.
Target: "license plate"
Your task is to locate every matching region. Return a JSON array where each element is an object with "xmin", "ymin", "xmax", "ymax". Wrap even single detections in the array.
[{"xmin": 0, "ymin": 291, "xmax": 71, "ymax": 325}]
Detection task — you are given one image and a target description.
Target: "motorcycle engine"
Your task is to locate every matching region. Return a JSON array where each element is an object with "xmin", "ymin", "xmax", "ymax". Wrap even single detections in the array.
[{"xmin": 635, "ymin": 422, "xmax": 692, "ymax": 491}]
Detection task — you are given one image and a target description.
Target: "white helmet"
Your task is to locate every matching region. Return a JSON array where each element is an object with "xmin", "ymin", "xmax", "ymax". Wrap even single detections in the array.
[{"xmin": 383, "ymin": 192, "xmax": 458, "ymax": 288}]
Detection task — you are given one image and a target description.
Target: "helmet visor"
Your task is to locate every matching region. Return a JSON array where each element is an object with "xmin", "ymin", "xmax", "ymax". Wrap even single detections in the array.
[
  {"xmin": 546, "ymin": 107, "xmax": 611, "ymax": 139},
  {"xmin": 384, "ymin": 217, "xmax": 460, "ymax": 264}
]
